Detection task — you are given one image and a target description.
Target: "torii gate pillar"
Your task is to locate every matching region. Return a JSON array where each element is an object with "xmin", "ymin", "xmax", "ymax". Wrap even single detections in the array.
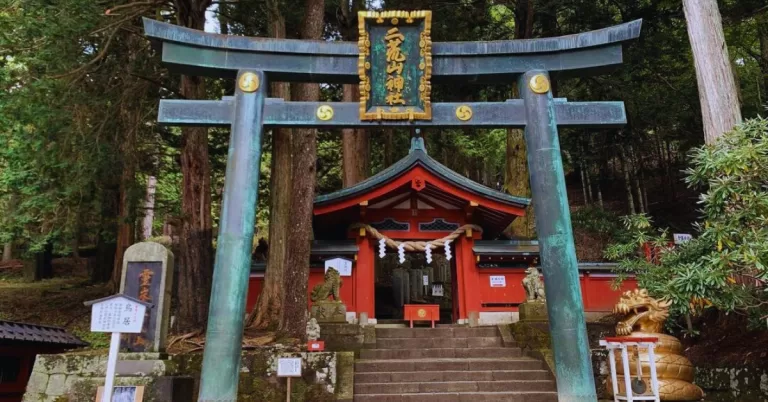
[{"xmin": 521, "ymin": 70, "xmax": 595, "ymax": 400}]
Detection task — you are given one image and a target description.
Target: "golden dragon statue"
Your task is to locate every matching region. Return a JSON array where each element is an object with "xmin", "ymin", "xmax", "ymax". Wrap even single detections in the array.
[{"xmin": 610, "ymin": 289, "xmax": 704, "ymax": 401}]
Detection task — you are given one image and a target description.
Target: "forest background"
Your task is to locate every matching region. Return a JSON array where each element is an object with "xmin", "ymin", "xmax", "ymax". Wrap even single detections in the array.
[{"xmin": 1, "ymin": 0, "xmax": 767, "ymax": 342}]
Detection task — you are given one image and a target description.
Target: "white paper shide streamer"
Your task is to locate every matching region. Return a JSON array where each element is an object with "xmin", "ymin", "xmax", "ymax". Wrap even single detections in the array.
[
  {"xmin": 378, "ymin": 238, "xmax": 386, "ymax": 258},
  {"xmin": 425, "ymin": 242, "xmax": 432, "ymax": 264},
  {"xmin": 444, "ymin": 239, "xmax": 452, "ymax": 261},
  {"xmin": 397, "ymin": 243, "xmax": 405, "ymax": 264}
]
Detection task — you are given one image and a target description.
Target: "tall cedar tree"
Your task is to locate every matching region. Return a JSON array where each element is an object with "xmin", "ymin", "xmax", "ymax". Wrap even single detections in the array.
[
  {"xmin": 341, "ymin": 0, "xmax": 370, "ymax": 186},
  {"xmin": 279, "ymin": 0, "xmax": 325, "ymax": 340},
  {"xmin": 175, "ymin": 0, "xmax": 215, "ymax": 333},
  {"xmin": 248, "ymin": 0, "xmax": 292, "ymax": 329},
  {"xmin": 683, "ymin": 0, "xmax": 742, "ymax": 143},
  {"xmin": 504, "ymin": 0, "xmax": 536, "ymax": 238}
]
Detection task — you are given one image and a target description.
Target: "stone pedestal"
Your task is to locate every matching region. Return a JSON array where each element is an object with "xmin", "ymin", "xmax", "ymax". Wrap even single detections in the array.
[
  {"xmin": 519, "ymin": 301, "xmax": 549, "ymax": 322},
  {"xmin": 311, "ymin": 301, "xmax": 348, "ymax": 323}
]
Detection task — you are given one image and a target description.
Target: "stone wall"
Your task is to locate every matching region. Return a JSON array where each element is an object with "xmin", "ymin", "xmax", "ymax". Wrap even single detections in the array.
[
  {"xmin": 23, "ymin": 349, "xmax": 342, "ymax": 402},
  {"xmin": 694, "ymin": 367, "xmax": 768, "ymax": 401}
]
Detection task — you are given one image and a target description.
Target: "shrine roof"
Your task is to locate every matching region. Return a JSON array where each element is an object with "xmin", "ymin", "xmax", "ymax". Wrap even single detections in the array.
[
  {"xmin": 0, "ymin": 321, "xmax": 87, "ymax": 348},
  {"xmin": 314, "ymin": 137, "xmax": 530, "ymax": 210}
]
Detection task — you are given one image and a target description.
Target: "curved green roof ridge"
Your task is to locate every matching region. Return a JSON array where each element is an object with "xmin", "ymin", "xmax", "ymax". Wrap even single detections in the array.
[{"xmin": 315, "ymin": 137, "xmax": 531, "ymax": 208}]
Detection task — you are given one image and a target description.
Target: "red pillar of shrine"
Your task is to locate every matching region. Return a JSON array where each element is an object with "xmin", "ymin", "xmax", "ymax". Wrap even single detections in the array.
[{"xmin": 355, "ymin": 233, "xmax": 375, "ymax": 321}]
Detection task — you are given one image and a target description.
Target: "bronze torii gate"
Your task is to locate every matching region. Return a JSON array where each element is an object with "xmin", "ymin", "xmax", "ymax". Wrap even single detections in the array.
[{"xmin": 144, "ymin": 12, "xmax": 641, "ymax": 402}]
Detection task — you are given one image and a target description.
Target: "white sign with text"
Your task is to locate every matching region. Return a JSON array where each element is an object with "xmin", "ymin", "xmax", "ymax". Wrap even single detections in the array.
[
  {"xmin": 90, "ymin": 296, "xmax": 146, "ymax": 334},
  {"xmin": 673, "ymin": 233, "xmax": 693, "ymax": 244},
  {"xmin": 489, "ymin": 275, "xmax": 506, "ymax": 288},
  {"xmin": 324, "ymin": 258, "xmax": 353, "ymax": 277},
  {"xmin": 277, "ymin": 358, "xmax": 303, "ymax": 377}
]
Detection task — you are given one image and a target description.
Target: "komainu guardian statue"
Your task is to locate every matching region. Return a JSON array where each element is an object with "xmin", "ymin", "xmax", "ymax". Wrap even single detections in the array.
[
  {"xmin": 523, "ymin": 267, "xmax": 546, "ymax": 301},
  {"xmin": 519, "ymin": 267, "xmax": 548, "ymax": 322},
  {"xmin": 310, "ymin": 268, "xmax": 347, "ymax": 323},
  {"xmin": 611, "ymin": 289, "xmax": 704, "ymax": 401},
  {"xmin": 311, "ymin": 268, "xmax": 342, "ymax": 302}
]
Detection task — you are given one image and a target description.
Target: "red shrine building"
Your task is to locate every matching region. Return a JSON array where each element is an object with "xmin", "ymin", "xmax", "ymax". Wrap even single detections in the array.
[{"xmin": 247, "ymin": 137, "xmax": 636, "ymax": 325}]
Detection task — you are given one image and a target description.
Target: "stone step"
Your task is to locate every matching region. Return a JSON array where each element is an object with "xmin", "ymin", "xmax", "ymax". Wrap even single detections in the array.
[
  {"xmin": 355, "ymin": 358, "xmax": 546, "ymax": 373},
  {"xmin": 360, "ymin": 347, "xmax": 521, "ymax": 360},
  {"xmin": 355, "ymin": 380, "xmax": 556, "ymax": 395},
  {"xmin": 375, "ymin": 327, "xmax": 499, "ymax": 339},
  {"xmin": 376, "ymin": 336, "xmax": 505, "ymax": 349},
  {"xmin": 355, "ymin": 370, "xmax": 552, "ymax": 384},
  {"xmin": 353, "ymin": 391, "xmax": 559, "ymax": 402}
]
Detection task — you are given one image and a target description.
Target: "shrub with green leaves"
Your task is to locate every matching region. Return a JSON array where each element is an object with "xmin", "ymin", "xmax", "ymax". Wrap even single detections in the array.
[{"xmin": 606, "ymin": 118, "xmax": 768, "ymax": 326}]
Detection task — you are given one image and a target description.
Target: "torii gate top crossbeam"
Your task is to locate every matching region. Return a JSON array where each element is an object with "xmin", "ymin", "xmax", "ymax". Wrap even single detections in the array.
[{"xmin": 142, "ymin": 18, "xmax": 642, "ymax": 83}]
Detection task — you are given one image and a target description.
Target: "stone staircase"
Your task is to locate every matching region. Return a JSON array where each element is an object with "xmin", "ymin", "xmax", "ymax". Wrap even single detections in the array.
[{"xmin": 353, "ymin": 326, "xmax": 558, "ymax": 402}]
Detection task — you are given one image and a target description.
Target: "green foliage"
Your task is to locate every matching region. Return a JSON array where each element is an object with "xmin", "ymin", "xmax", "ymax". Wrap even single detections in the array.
[{"xmin": 606, "ymin": 119, "xmax": 768, "ymax": 325}]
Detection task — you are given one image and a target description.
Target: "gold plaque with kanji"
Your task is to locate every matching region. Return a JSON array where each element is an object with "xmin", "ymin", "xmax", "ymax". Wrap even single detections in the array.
[{"xmin": 358, "ymin": 11, "xmax": 432, "ymax": 121}]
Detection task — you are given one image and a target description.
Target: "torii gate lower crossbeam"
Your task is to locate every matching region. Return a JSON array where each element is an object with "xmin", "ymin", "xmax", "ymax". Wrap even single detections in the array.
[{"xmin": 144, "ymin": 16, "xmax": 642, "ymax": 402}]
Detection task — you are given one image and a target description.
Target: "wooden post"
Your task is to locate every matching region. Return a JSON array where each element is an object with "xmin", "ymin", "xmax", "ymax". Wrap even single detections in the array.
[
  {"xmin": 286, "ymin": 378, "xmax": 291, "ymax": 402},
  {"xmin": 102, "ymin": 332, "xmax": 121, "ymax": 402},
  {"xmin": 682, "ymin": 0, "xmax": 742, "ymax": 144},
  {"xmin": 520, "ymin": 70, "xmax": 597, "ymax": 400},
  {"xmin": 198, "ymin": 70, "xmax": 267, "ymax": 401}
]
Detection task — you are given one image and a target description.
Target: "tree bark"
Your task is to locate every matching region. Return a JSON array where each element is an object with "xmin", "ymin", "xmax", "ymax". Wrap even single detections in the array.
[
  {"xmin": 340, "ymin": 0, "xmax": 369, "ymax": 187},
  {"xmin": 248, "ymin": 0, "xmax": 291, "ymax": 330},
  {"xmin": 505, "ymin": 2, "xmax": 536, "ymax": 239},
  {"xmin": 584, "ymin": 163, "xmax": 593, "ymax": 204},
  {"xmin": 141, "ymin": 176, "xmax": 157, "ymax": 240},
  {"xmin": 384, "ymin": 128, "xmax": 395, "ymax": 166},
  {"xmin": 758, "ymin": 14, "xmax": 768, "ymax": 98},
  {"xmin": 111, "ymin": 97, "xmax": 138, "ymax": 291},
  {"xmin": 620, "ymin": 146, "xmax": 636, "ymax": 215},
  {"xmin": 174, "ymin": 1, "xmax": 214, "ymax": 333},
  {"xmin": 342, "ymin": 85, "xmax": 369, "ymax": 186},
  {"xmin": 279, "ymin": 0, "xmax": 324, "ymax": 341},
  {"xmin": 580, "ymin": 164, "xmax": 589, "ymax": 206},
  {"xmin": 505, "ymin": 124, "xmax": 535, "ymax": 238},
  {"xmin": 2, "ymin": 242, "xmax": 11, "ymax": 262},
  {"xmin": 683, "ymin": 0, "xmax": 742, "ymax": 144}
]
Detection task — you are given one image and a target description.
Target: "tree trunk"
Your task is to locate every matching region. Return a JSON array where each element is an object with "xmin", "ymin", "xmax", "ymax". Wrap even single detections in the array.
[
  {"xmin": 620, "ymin": 146, "xmax": 636, "ymax": 215},
  {"xmin": 342, "ymin": 85, "xmax": 369, "ymax": 186},
  {"xmin": 248, "ymin": 0, "xmax": 291, "ymax": 330},
  {"xmin": 584, "ymin": 163, "xmax": 593, "ymax": 204},
  {"xmin": 384, "ymin": 128, "xmax": 395, "ymax": 166},
  {"xmin": 141, "ymin": 176, "xmax": 157, "ymax": 240},
  {"xmin": 630, "ymin": 146, "xmax": 645, "ymax": 213},
  {"xmin": 111, "ymin": 109, "xmax": 138, "ymax": 291},
  {"xmin": 683, "ymin": 0, "xmax": 742, "ymax": 144},
  {"xmin": 758, "ymin": 13, "xmax": 768, "ymax": 99},
  {"xmin": 505, "ymin": 2, "xmax": 536, "ymax": 239},
  {"xmin": 279, "ymin": 0, "xmax": 324, "ymax": 341},
  {"xmin": 580, "ymin": 164, "xmax": 589, "ymax": 206},
  {"xmin": 2, "ymin": 242, "xmax": 11, "ymax": 262},
  {"xmin": 505, "ymin": 125, "xmax": 535, "ymax": 238},
  {"xmin": 596, "ymin": 177, "xmax": 604, "ymax": 208}
]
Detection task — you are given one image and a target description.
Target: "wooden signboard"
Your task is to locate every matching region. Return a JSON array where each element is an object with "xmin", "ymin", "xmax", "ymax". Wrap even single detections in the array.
[{"xmin": 358, "ymin": 11, "xmax": 432, "ymax": 121}]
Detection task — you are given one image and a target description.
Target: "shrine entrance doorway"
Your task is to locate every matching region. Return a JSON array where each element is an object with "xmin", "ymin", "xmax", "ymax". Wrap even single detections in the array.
[{"xmin": 373, "ymin": 247, "xmax": 456, "ymax": 324}]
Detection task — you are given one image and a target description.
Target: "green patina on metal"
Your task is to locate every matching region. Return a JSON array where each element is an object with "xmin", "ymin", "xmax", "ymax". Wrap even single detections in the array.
[
  {"xmin": 197, "ymin": 71, "xmax": 267, "ymax": 402},
  {"xmin": 520, "ymin": 70, "xmax": 596, "ymax": 400},
  {"xmin": 143, "ymin": 14, "xmax": 642, "ymax": 402}
]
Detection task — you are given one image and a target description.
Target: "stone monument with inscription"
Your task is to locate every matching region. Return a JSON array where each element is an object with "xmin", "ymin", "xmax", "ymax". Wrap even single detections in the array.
[
  {"xmin": 519, "ymin": 267, "xmax": 548, "ymax": 322},
  {"xmin": 119, "ymin": 242, "xmax": 173, "ymax": 352}
]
